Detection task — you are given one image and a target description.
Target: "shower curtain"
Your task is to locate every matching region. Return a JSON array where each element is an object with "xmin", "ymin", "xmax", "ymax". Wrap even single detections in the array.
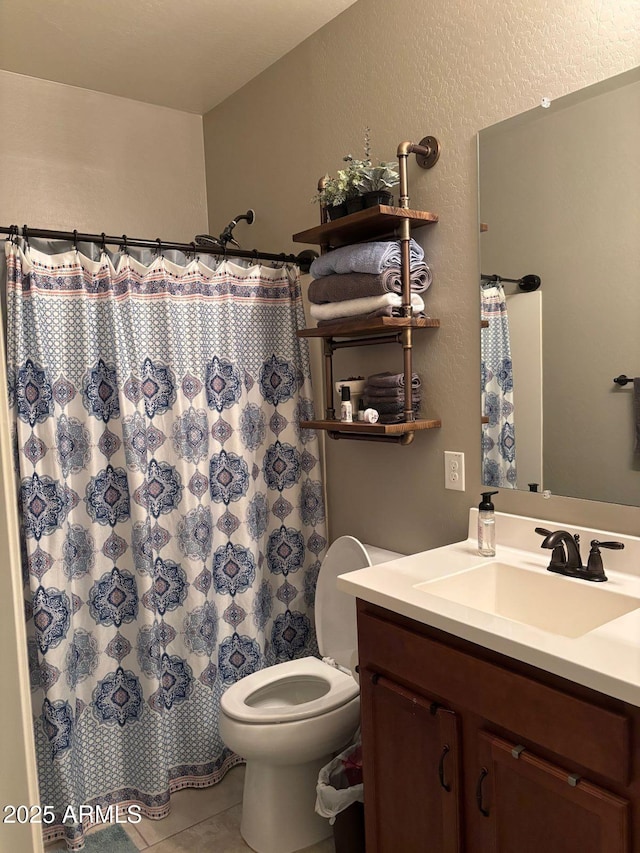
[
  {"xmin": 481, "ymin": 283, "xmax": 517, "ymax": 487},
  {"xmin": 5, "ymin": 238, "xmax": 326, "ymax": 849}
]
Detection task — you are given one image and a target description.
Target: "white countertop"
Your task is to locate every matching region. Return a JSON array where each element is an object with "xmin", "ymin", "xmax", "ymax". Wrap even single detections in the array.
[{"xmin": 337, "ymin": 509, "xmax": 640, "ymax": 706}]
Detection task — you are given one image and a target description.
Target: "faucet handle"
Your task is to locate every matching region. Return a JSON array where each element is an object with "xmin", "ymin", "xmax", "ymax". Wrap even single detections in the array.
[
  {"xmin": 585, "ymin": 540, "xmax": 624, "ymax": 582},
  {"xmin": 535, "ymin": 527, "xmax": 566, "ymax": 567},
  {"xmin": 534, "ymin": 527, "xmax": 552, "ymax": 536},
  {"xmin": 595, "ymin": 540, "xmax": 625, "ymax": 550}
]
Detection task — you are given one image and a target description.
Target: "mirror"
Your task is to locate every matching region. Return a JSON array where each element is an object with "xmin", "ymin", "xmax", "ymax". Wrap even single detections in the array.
[{"xmin": 479, "ymin": 66, "xmax": 640, "ymax": 506}]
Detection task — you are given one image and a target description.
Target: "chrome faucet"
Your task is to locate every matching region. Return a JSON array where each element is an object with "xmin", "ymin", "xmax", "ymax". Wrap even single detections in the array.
[{"xmin": 535, "ymin": 527, "xmax": 623, "ymax": 583}]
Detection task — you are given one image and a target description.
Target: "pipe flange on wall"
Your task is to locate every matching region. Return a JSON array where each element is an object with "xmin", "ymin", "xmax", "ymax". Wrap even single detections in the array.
[{"xmin": 416, "ymin": 136, "xmax": 441, "ymax": 169}]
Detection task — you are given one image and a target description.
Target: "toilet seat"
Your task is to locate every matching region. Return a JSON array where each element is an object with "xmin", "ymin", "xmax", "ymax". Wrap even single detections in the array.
[{"xmin": 220, "ymin": 656, "xmax": 359, "ymax": 724}]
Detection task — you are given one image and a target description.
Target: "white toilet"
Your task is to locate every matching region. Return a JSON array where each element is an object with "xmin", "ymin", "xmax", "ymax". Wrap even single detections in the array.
[{"xmin": 219, "ymin": 535, "xmax": 401, "ymax": 853}]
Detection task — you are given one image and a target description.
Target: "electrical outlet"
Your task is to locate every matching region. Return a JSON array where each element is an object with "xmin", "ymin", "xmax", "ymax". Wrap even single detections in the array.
[{"xmin": 444, "ymin": 451, "xmax": 465, "ymax": 491}]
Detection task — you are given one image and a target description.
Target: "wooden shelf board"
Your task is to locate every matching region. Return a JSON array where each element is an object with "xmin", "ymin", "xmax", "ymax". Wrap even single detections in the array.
[
  {"xmin": 481, "ymin": 320, "xmax": 489, "ymax": 328},
  {"xmin": 301, "ymin": 418, "xmax": 441, "ymax": 435},
  {"xmin": 481, "ymin": 416, "xmax": 489, "ymax": 424},
  {"xmin": 298, "ymin": 316, "xmax": 440, "ymax": 339},
  {"xmin": 293, "ymin": 205, "xmax": 438, "ymax": 248},
  {"xmin": 480, "ymin": 222, "xmax": 489, "ymax": 232}
]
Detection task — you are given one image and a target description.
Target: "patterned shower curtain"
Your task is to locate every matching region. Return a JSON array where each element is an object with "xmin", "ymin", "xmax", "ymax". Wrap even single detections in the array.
[
  {"xmin": 5, "ymin": 239, "xmax": 326, "ymax": 849},
  {"xmin": 481, "ymin": 283, "xmax": 517, "ymax": 487}
]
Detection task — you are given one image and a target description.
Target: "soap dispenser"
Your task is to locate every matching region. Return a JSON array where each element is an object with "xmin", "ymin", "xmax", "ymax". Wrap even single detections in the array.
[{"xmin": 478, "ymin": 491, "xmax": 499, "ymax": 557}]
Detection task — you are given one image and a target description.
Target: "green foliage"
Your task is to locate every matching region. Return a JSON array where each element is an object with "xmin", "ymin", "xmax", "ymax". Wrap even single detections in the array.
[{"xmin": 312, "ymin": 127, "xmax": 400, "ymax": 208}]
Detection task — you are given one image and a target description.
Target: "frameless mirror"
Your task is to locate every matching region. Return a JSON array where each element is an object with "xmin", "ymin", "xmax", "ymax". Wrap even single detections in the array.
[{"xmin": 479, "ymin": 66, "xmax": 640, "ymax": 506}]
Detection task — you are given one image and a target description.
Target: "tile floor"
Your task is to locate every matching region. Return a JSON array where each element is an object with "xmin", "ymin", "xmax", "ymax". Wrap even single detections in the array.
[{"xmin": 45, "ymin": 766, "xmax": 335, "ymax": 853}]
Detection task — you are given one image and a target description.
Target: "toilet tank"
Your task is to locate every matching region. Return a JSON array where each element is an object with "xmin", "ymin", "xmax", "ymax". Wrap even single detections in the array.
[{"xmin": 315, "ymin": 536, "xmax": 402, "ymax": 670}]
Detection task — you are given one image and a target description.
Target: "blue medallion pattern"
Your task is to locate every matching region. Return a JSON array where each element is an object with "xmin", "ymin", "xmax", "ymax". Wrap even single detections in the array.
[
  {"xmin": 209, "ymin": 451, "xmax": 249, "ymax": 504},
  {"xmin": 56, "ymin": 414, "xmax": 92, "ymax": 476},
  {"xmin": 62, "ymin": 524, "xmax": 95, "ymax": 580},
  {"xmin": 7, "ymin": 241, "xmax": 325, "ymax": 847},
  {"xmin": 267, "ymin": 526, "xmax": 305, "ymax": 575},
  {"xmin": 33, "ymin": 585, "xmax": 71, "ymax": 654},
  {"xmin": 183, "ymin": 601, "xmax": 219, "ymax": 656},
  {"xmin": 263, "ymin": 442, "xmax": 301, "ymax": 491},
  {"xmin": 177, "ymin": 505, "xmax": 213, "ymax": 561},
  {"xmin": 85, "ymin": 466, "xmax": 131, "ymax": 527},
  {"xmin": 172, "ymin": 408, "xmax": 209, "ymax": 463},
  {"xmin": 82, "ymin": 359, "xmax": 120, "ymax": 423},
  {"xmin": 218, "ymin": 634, "xmax": 262, "ymax": 684},
  {"xmin": 205, "ymin": 356, "xmax": 242, "ymax": 412},
  {"xmin": 140, "ymin": 358, "xmax": 176, "ymax": 419},
  {"xmin": 259, "ymin": 355, "xmax": 298, "ymax": 405},
  {"xmin": 65, "ymin": 629, "xmax": 100, "ymax": 688},
  {"xmin": 212, "ymin": 542, "xmax": 256, "ymax": 596},
  {"xmin": 481, "ymin": 284, "xmax": 517, "ymax": 488},
  {"xmin": 21, "ymin": 472, "xmax": 71, "ymax": 540},
  {"xmin": 93, "ymin": 667, "xmax": 144, "ymax": 726},
  {"xmin": 15, "ymin": 359, "xmax": 54, "ymax": 426},
  {"xmin": 41, "ymin": 698, "xmax": 74, "ymax": 759},
  {"xmin": 134, "ymin": 459, "xmax": 183, "ymax": 518},
  {"xmin": 88, "ymin": 568, "xmax": 139, "ymax": 628},
  {"xmin": 143, "ymin": 557, "xmax": 189, "ymax": 615}
]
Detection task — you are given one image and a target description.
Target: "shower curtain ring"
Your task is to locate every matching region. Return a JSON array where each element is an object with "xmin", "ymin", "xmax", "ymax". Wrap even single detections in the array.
[
  {"xmin": 156, "ymin": 238, "xmax": 162, "ymax": 257},
  {"xmin": 23, "ymin": 224, "xmax": 30, "ymax": 250},
  {"xmin": 276, "ymin": 253, "xmax": 286, "ymax": 269},
  {"xmin": 252, "ymin": 249, "xmax": 260, "ymax": 265},
  {"xmin": 122, "ymin": 235, "xmax": 128, "ymax": 255},
  {"xmin": 73, "ymin": 229, "xmax": 79, "ymax": 252},
  {"xmin": 100, "ymin": 232, "xmax": 107, "ymax": 254}
]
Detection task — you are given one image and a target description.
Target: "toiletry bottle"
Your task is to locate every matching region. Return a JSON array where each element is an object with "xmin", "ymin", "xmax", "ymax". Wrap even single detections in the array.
[
  {"xmin": 478, "ymin": 491, "xmax": 499, "ymax": 556},
  {"xmin": 340, "ymin": 386, "xmax": 353, "ymax": 422},
  {"xmin": 357, "ymin": 398, "xmax": 365, "ymax": 421}
]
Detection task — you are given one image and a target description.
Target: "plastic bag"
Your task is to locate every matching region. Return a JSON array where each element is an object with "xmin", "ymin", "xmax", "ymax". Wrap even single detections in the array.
[{"xmin": 315, "ymin": 730, "xmax": 364, "ymax": 825}]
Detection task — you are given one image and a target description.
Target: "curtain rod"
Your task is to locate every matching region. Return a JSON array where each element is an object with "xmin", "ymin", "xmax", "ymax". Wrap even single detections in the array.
[{"xmin": 0, "ymin": 225, "xmax": 317, "ymax": 273}]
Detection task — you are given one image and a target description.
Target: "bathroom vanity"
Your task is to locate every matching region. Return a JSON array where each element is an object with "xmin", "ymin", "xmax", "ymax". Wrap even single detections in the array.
[{"xmin": 339, "ymin": 512, "xmax": 640, "ymax": 852}]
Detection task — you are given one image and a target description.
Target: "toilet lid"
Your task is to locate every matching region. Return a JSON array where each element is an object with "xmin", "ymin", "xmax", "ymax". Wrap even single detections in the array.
[{"xmin": 316, "ymin": 536, "xmax": 401, "ymax": 669}]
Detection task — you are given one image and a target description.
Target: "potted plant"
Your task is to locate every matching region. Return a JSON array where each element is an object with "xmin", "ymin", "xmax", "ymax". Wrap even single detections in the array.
[{"xmin": 312, "ymin": 128, "xmax": 400, "ymax": 219}]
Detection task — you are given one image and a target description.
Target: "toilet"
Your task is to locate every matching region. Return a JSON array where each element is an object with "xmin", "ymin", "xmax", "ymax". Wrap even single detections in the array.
[{"xmin": 219, "ymin": 536, "xmax": 401, "ymax": 853}]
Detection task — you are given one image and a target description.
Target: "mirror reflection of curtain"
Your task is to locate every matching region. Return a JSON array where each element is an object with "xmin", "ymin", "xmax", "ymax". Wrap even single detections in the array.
[{"xmin": 481, "ymin": 283, "xmax": 517, "ymax": 487}]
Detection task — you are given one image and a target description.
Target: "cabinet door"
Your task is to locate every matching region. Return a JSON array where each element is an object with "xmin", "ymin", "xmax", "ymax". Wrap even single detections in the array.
[
  {"xmin": 475, "ymin": 732, "xmax": 629, "ymax": 853},
  {"xmin": 360, "ymin": 669, "xmax": 462, "ymax": 853}
]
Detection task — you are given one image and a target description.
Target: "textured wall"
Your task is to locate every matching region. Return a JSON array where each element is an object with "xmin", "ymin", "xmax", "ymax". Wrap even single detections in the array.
[
  {"xmin": 0, "ymin": 70, "xmax": 208, "ymax": 238},
  {"xmin": 203, "ymin": 0, "xmax": 640, "ymax": 552}
]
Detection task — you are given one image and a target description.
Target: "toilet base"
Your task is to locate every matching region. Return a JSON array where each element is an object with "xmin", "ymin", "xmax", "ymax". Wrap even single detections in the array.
[{"xmin": 240, "ymin": 756, "xmax": 333, "ymax": 853}]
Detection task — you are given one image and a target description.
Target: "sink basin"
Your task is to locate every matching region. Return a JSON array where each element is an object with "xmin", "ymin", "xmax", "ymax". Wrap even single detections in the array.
[{"xmin": 414, "ymin": 561, "xmax": 640, "ymax": 638}]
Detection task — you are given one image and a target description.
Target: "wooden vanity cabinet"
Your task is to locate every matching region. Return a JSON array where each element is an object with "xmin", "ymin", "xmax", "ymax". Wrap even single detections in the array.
[{"xmin": 357, "ymin": 601, "xmax": 634, "ymax": 853}]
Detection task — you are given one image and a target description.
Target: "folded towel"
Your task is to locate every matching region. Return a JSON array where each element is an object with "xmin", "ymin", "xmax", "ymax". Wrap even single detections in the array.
[
  {"xmin": 315, "ymin": 308, "xmax": 426, "ymax": 327},
  {"xmin": 635, "ymin": 378, "xmax": 640, "ymax": 453},
  {"xmin": 363, "ymin": 386, "xmax": 422, "ymax": 401},
  {"xmin": 309, "ymin": 239, "xmax": 424, "ymax": 278},
  {"xmin": 308, "ymin": 265, "xmax": 432, "ymax": 304},
  {"xmin": 378, "ymin": 412, "xmax": 419, "ymax": 424},
  {"xmin": 366, "ymin": 371, "xmax": 421, "ymax": 390},
  {"xmin": 310, "ymin": 292, "xmax": 424, "ymax": 322},
  {"xmin": 363, "ymin": 397, "xmax": 420, "ymax": 415}
]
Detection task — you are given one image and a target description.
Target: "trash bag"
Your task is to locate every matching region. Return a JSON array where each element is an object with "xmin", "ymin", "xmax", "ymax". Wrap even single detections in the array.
[{"xmin": 315, "ymin": 730, "xmax": 363, "ymax": 825}]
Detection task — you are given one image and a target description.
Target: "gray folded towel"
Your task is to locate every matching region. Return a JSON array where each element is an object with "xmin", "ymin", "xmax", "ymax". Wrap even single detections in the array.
[
  {"xmin": 309, "ymin": 239, "xmax": 424, "ymax": 278},
  {"xmin": 366, "ymin": 372, "xmax": 421, "ymax": 390},
  {"xmin": 308, "ymin": 265, "xmax": 431, "ymax": 304},
  {"xmin": 378, "ymin": 412, "xmax": 418, "ymax": 424},
  {"xmin": 315, "ymin": 309, "xmax": 426, "ymax": 327},
  {"xmin": 363, "ymin": 397, "xmax": 420, "ymax": 415},
  {"xmin": 635, "ymin": 378, "xmax": 640, "ymax": 453},
  {"xmin": 363, "ymin": 386, "xmax": 423, "ymax": 401}
]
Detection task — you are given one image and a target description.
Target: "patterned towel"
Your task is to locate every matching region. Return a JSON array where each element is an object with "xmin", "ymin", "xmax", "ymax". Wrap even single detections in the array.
[{"xmin": 309, "ymin": 292, "xmax": 424, "ymax": 322}]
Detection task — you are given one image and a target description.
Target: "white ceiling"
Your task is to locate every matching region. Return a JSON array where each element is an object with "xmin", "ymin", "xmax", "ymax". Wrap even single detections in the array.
[{"xmin": 0, "ymin": 0, "xmax": 357, "ymax": 114}]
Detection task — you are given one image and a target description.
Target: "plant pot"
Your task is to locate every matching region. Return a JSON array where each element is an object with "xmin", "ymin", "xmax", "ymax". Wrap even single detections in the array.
[
  {"xmin": 362, "ymin": 190, "xmax": 394, "ymax": 208},
  {"xmin": 327, "ymin": 203, "xmax": 348, "ymax": 220},
  {"xmin": 346, "ymin": 196, "xmax": 365, "ymax": 215}
]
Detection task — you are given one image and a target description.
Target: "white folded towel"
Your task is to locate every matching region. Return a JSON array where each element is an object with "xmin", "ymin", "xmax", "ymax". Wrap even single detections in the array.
[{"xmin": 309, "ymin": 292, "xmax": 425, "ymax": 321}]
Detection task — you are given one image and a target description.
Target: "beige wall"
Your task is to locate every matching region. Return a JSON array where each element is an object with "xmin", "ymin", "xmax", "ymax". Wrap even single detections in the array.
[
  {"xmin": 0, "ymin": 69, "xmax": 208, "ymax": 237},
  {"xmin": 0, "ymin": 71, "xmax": 209, "ymax": 853},
  {"xmin": 203, "ymin": 0, "xmax": 640, "ymax": 552},
  {"xmin": 480, "ymin": 75, "xmax": 640, "ymax": 506}
]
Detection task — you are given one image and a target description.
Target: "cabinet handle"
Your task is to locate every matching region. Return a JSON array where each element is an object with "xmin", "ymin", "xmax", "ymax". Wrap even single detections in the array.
[
  {"xmin": 370, "ymin": 672, "xmax": 380, "ymax": 685},
  {"xmin": 476, "ymin": 767, "xmax": 490, "ymax": 817},
  {"xmin": 438, "ymin": 744, "xmax": 451, "ymax": 792}
]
